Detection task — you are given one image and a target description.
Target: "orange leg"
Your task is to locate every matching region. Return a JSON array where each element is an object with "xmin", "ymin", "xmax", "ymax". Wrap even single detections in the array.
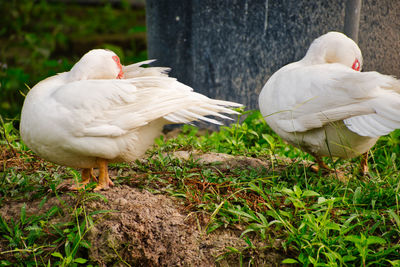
[
  {"xmin": 94, "ymin": 158, "xmax": 114, "ymax": 191},
  {"xmin": 310, "ymin": 155, "xmax": 331, "ymax": 173},
  {"xmin": 71, "ymin": 168, "xmax": 97, "ymax": 190},
  {"xmin": 310, "ymin": 155, "xmax": 347, "ymax": 182},
  {"xmin": 360, "ymin": 151, "xmax": 369, "ymax": 176}
]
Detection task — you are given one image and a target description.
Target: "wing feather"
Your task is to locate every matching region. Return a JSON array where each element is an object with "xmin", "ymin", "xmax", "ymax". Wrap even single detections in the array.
[
  {"xmin": 261, "ymin": 63, "xmax": 400, "ymax": 137},
  {"xmin": 52, "ymin": 77, "xmax": 241, "ymax": 138}
]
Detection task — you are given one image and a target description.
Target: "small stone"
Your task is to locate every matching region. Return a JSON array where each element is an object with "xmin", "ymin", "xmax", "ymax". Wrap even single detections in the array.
[{"xmin": 115, "ymin": 197, "xmax": 128, "ymax": 206}]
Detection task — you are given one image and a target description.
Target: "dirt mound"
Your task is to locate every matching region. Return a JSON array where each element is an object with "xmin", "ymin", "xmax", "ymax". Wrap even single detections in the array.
[
  {"xmin": 0, "ymin": 185, "xmax": 285, "ymax": 266},
  {"xmin": 87, "ymin": 186, "xmax": 244, "ymax": 266},
  {"xmin": 0, "ymin": 150, "xmax": 290, "ymax": 265}
]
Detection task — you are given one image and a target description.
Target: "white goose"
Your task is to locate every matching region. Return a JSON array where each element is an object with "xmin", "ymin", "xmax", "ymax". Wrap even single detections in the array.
[
  {"xmin": 259, "ymin": 32, "xmax": 400, "ymax": 175},
  {"xmin": 20, "ymin": 49, "xmax": 241, "ymax": 190}
]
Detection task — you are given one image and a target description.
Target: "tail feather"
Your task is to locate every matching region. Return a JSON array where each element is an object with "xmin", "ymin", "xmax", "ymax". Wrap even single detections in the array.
[
  {"xmin": 121, "ymin": 62, "xmax": 242, "ymax": 126},
  {"xmin": 123, "ymin": 60, "xmax": 170, "ymax": 78},
  {"xmin": 163, "ymin": 101, "xmax": 240, "ymax": 125}
]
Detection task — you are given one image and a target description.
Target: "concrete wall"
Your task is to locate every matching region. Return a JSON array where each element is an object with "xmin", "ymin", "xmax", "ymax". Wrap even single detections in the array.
[
  {"xmin": 358, "ymin": 0, "xmax": 400, "ymax": 76},
  {"xmin": 146, "ymin": 0, "xmax": 400, "ymax": 110}
]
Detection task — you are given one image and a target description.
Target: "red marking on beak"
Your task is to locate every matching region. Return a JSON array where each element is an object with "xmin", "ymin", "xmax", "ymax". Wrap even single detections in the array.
[
  {"xmin": 352, "ymin": 59, "xmax": 361, "ymax": 71},
  {"xmin": 112, "ymin": 55, "xmax": 124, "ymax": 79}
]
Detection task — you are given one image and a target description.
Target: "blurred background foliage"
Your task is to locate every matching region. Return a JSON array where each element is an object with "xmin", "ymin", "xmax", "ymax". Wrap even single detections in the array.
[{"xmin": 0, "ymin": 0, "xmax": 147, "ymax": 121}]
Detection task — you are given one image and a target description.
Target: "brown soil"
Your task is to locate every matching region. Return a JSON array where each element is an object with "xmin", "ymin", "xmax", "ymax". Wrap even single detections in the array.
[
  {"xmin": 0, "ymin": 187, "xmax": 286, "ymax": 266},
  {"xmin": 0, "ymin": 147, "xmax": 290, "ymax": 266},
  {"xmin": 86, "ymin": 186, "xmax": 285, "ymax": 266}
]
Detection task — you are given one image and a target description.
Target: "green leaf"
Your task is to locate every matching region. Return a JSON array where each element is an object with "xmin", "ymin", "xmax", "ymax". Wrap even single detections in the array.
[
  {"xmin": 248, "ymin": 129, "xmax": 259, "ymax": 138},
  {"xmin": 256, "ymin": 212, "xmax": 268, "ymax": 226},
  {"xmin": 46, "ymin": 206, "xmax": 60, "ymax": 218},
  {"xmin": 308, "ymin": 255, "xmax": 317, "ymax": 265},
  {"xmin": 345, "ymin": 235, "xmax": 361, "ymax": 244},
  {"xmin": 302, "ymin": 190, "xmax": 320, "ymax": 197},
  {"xmin": 343, "ymin": 255, "xmax": 357, "ymax": 262},
  {"xmin": 293, "ymin": 185, "xmax": 302, "ymax": 197},
  {"xmin": 323, "ymin": 251, "xmax": 342, "ymax": 262},
  {"xmin": 74, "ymin": 258, "xmax": 88, "ymax": 264},
  {"xmin": 51, "ymin": 252, "xmax": 64, "ymax": 259},
  {"xmin": 0, "ymin": 260, "xmax": 12, "ymax": 266},
  {"xmin": 387, "ymin": 259, "xmax": 400, "ymax": 266},
  {"xmin": 281, "ymin": 187, "xmax": 294, "ymax": 196},
  {"xmin": 366, "ymin": 236, "xmax": 386, "ymax": 245},
  {"xmin": 281, "ymin": 258, "xmax": 299, "ymax": 264},
  {"xmin": 325, "ymin": 222, "xmax": 341, "ymax": 231},
  {"xmin": 353, "ymin": 187, "xmax": 362, "ymax": 204},
  {"xmin": 278, "ymin": 210, "xmax": 291, "ymax": 218},
  {"xmin": 20, "ymin": 204, "xmax": 26, "ymax": 225},
  {"xmin": 240, "ymin": 228, "xmax": 256, "ymax": 237},
  {"xmin": 387, "ymin": 209, "xmax": 400, "ymax": 229},
  {"xmin": 228, "ymin": 209, "xmax": 258, "ymax": 221},
  {"xmin": 318, "ymin": 197, "xmax": 327, "ymax": 204},
  {"xmin": 80, "ymin": 240, "xmax": 91, "ymax": 249},
  {"xmin": 298, "ymin": 222, "xmax": 306, "ymax": 231},
  {"xmin": 206, "ymin": 221, "xmax": 223, "ymax": 233},
  {"xmin": 261, "ymin": 133, "xmax": 276, "ymax": 149},
  {"xmin": 65, "ymin": 255, "xmax": 73, "ymax": 264},
  {"xmin": 226, "ymin": 246, "xmax": 240, "ymax": 253},
  {"xmin": 298, "ymin": 252, "xmax": 307, "ymax": 264},
  {"xmin": 0, "ymin": 216, "xmax": 12, "ymax": 234}
]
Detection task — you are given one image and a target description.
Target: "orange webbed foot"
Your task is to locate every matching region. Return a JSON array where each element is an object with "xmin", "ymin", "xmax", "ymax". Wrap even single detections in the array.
[
  {"xmin": 71, "ymin": 168, "xmax": 97, "ymax": 190},
  {"xmin": 93, "ymin": 158, "xmax": 113, "ymax": 191},
  {"xmin": 311, "ymin": 155, "xmax": 348, "ymax": 182}
]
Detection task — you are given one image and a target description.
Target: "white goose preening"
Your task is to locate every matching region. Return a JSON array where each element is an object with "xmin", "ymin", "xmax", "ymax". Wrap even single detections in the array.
[
  {"xmin": 20, "ymin": 49, "xmax": 242, "ymax": 190},
  {"xmin": 259, "ymin": 31, "xmax": 400, "ymax": 176}
]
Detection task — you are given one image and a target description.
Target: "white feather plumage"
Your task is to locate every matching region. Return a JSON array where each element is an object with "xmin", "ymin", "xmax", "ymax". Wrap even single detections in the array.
[
  {"xmin": 20, "ymin": 49, "xmax": 241, "ymax": 171},
  {"xmin": 259, "ymin": 32, "xmax": 400, "ymax": 161}
]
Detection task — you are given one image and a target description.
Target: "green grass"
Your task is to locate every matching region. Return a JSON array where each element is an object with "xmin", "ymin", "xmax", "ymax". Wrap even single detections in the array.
[
  {"xmin": 0, "ymin": 0, "xmax": 146, "ymax": 120},
  {"xmin": 1, "ymin": 110, "xmax": 400, "ymax": 266},
  {"xmin": 1, "ymin": 3, "xmax": 400, "ymax": 264},
  {"xmin": 148, "ymin": 111, "xmax": 400, "ymax": 266},
  {"xmin": 0, "ymin": 2, "xmax": 146, "ymax": 264}
]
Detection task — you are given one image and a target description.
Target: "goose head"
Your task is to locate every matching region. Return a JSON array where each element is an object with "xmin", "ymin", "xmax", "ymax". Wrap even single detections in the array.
[
  {"xmin": 68, "ymin": 49, "xmax": 124, "ymax": 81},
  {"xmin": 302, "ymin": 31, "xmax": 363, "ymax": 71}
]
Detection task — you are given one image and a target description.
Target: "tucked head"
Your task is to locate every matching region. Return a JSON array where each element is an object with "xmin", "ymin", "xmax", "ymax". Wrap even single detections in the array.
[
  {"xmin": 69, "ymin": 49, "xmax": 124, "ymax": 80},
  {"xmin": 302, "ymin": 31, "xmax": 362, "ymax": 71}
]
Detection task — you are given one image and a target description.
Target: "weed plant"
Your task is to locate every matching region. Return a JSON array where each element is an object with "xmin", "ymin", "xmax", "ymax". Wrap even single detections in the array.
[
  {"xmin": 146, "ymin": 110, "xmax": 400, "ymax": 266},
  {"xmin": 2, "ymin": 110, "xmax": 400, "ymax": 265}
]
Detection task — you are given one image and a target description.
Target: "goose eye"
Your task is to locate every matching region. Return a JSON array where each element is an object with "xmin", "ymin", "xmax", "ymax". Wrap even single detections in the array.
[{"xmin": 352, "ymin": 59, "xmax": 360, "ymax": 71}]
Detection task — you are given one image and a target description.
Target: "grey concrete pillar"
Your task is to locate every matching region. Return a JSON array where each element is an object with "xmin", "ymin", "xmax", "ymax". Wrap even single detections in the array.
[
  {"xmin": 146, "ymin": 0, "xmax": 400, "ymax": 110},
  {"xmin": 344, "ymin": 0, "xmax": 362, "ymax": 42}
]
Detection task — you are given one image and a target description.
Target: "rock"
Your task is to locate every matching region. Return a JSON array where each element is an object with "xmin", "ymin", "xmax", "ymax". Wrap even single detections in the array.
[{"xmin": 170, "ymin": 150, "xmax": 271, "ymax": 170}]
